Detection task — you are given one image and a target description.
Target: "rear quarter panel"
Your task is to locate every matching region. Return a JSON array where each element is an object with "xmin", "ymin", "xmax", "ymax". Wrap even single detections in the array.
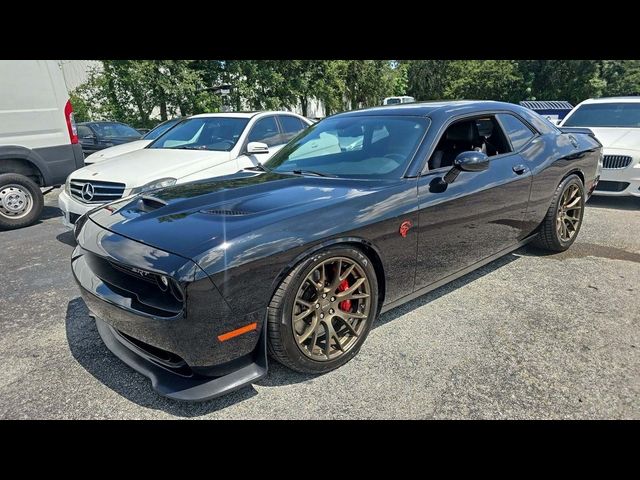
[{"xmin": 523, "ymin": 131, "xmax": 601, "ymax": 231}]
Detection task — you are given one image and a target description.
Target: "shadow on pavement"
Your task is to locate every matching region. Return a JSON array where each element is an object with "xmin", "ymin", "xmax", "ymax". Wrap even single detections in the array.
[
  {"xmin": 65, "ymin": 251, "xmax": 521, "ymax": 416},
  {"xmin": 56, "ymin": 230, "xmax": 76, "ymax": 247},
  {"xmin": 586, "ymin": 196, "xmax": 639, "ymax": 211},
  {"xmin": 40, "ymin": 205, "xmax": 62, "ymax": 221}
]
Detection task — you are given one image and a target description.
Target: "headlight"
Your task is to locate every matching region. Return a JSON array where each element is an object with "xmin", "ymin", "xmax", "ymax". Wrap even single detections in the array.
[
  {"xmin": 129, "ymin": 178, "xmax": 177, "ymax": 195},
  {"xmin": 64, "ymin": 175, "xmax": 72, "ymax": 195}
]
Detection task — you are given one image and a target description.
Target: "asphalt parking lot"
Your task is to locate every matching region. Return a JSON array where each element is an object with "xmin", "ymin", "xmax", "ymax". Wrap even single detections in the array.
[{"xmin": 0, "ymin": 189, "xmax": 638, "ymax": 419}]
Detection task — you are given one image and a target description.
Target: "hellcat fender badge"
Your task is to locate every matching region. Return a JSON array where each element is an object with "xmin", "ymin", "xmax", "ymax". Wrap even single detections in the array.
[{"xmin": 399, "ymin": 220, "xmax": 412, "ymax": 238}]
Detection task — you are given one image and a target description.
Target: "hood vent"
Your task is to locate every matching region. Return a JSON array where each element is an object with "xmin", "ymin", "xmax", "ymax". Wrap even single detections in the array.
[
  {"xmin": 137, "ymin": 195, "xmax": 168, "ymax": 212},
  {"xmin": 200, "ymin": 208, "xmax": 249, "ymax": 216}
]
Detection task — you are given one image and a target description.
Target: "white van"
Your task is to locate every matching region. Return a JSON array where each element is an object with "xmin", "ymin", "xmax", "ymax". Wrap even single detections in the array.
[
  {"xmin": 0, "ymin": 60, "xmax": 84, "ymax": 229},
  {"xmin": 382, "ymin": 96, "xmax": 416, "ymax": 105}
]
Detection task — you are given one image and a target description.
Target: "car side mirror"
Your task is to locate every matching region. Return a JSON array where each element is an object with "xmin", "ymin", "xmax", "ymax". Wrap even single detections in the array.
[
  {"xmin": 443, "ymin": 150, "xmax": 490, "ymax": 184},
  {"xmin": 246, "ymin": 142, "xmax": 269, "ymax": 154}
]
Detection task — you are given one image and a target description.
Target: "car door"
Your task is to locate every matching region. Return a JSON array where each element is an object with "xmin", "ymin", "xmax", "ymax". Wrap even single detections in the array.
[
  {"xmin": 414, "ymin": 112, "xmax": 534, "ymax": 290},
  {"xmin": 235, "ymin": 116, "xmax": 284, "ymax": 170},
  {"xmin": 77, "ymin": 125, "xmax": 98, "ymax": 154}
]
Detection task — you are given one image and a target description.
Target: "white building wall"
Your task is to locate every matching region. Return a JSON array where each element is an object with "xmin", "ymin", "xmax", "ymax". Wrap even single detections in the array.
[{"xmin": 58, "ymin": 60, "xmax": 102, "ymax": 91}]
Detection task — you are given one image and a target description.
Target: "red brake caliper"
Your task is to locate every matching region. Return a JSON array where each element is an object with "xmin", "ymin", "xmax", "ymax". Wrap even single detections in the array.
[{"xmin": 338, "ymin": 279, "xmax": 351, "ymax": 312}]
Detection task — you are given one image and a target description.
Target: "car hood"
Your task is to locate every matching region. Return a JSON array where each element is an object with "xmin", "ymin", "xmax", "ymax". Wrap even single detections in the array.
[
  {"xmin": 87, "ymin": 171, "xmax": 387, "ymax": 259},
  {"xmin": 587, "ymin": 128, "xmax": 640, "ymax": 151},
  {"xmin": 84, "ymin": 140, "xmax": 151, "ymax": 163},
  {"xmin": 71, "ymin": 148, "xmax": 233, "ymax": 187}
]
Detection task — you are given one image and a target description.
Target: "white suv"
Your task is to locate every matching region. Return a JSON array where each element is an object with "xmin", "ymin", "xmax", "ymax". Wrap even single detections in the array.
[
  {"xmin": 560, "ymin": 97, "xmax": 640, "ymax": 197},
  {"xmin": 59, "ymin": 111, "xmax": 311, "ymax": 227}
]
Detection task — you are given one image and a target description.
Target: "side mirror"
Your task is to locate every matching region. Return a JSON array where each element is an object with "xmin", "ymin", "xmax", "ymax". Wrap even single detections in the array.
[
  {"xmin": 246, "ymin": 141, "xmax": 269, "ymax": 154},
  {"xmin": 443, "ymin": 150, "xmax": 489, "ymax": 184},
  {"xmin": 454, "ymin": 150, "xmax": 490, "ymax": 172}
]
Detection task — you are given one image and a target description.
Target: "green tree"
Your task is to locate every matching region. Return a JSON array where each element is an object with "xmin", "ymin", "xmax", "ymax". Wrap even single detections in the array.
[{"xmin": 69, "ymin": 90, "xmax": 91, "ymax": 122}]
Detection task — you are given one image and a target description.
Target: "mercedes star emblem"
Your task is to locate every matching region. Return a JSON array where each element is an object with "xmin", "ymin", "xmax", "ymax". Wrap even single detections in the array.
[{"xmin": 81, "ymin": 183, "xmax": 95, "ymax": 201}]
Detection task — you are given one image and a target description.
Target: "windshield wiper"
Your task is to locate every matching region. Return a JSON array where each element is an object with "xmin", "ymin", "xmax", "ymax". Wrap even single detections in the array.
[
  {"xmin": 289, "ymin": 169, "xmax": 334, "ymax": 177},
  {"xmin": 166, "ymin": 145, "xmax": 207, "ymax": 150},
  {"xmin": 244, "ymin": 163, "xmax": 270, "ymax": 172}
]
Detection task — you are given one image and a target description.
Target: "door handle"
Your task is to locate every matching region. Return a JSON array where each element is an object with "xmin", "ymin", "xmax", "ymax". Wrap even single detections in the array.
[{"xmin": 513, "ymin": 164, "xmax": 527, "ymax": 175}]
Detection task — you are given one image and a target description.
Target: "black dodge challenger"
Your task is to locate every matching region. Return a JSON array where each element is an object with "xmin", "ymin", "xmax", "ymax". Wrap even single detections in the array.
[{"xmin": 71, "ymin": 101, "xmax": 602, "ymax": 401}]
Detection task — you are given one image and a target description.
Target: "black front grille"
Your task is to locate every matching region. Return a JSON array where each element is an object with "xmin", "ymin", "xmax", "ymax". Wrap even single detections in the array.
[
  {"xmin": 595, "ymin": 181, "xmax": 630, "ymax": 192},
  {"xmin": 70, "ymin": 179, "xmax": 125, "ymax": 203},
  {"xmin": 603, "ymin": 155, "xmax": 632, "ymax": 169},
  {"xmin": 84, "ymin": 251, "xmax": 184, "ymax": 317}
]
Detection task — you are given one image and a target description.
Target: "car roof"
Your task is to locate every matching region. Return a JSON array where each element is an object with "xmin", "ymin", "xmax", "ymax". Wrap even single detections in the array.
[
  {"xmin": 190, "ymin": 111, "xmax": 304, "ymax": 119},
  {"xmin": 78, "ymin": 121, "xmax": 129, "ymax": 125},
  {"xmin": 579, "ymin": 96, "xmax": 640, "ymax": 104},
  {"xmin": 332, "ymin": 100, "xmax": 523, "ymax": 119}
]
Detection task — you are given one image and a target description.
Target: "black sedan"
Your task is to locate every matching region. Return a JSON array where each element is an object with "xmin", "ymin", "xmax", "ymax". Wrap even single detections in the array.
[
  {"xmin": 71, "ymin": 101, "xmax": 602, "ymax": 401},
  {"xmin": 76, "ymin": 121, "xmax": 142, "ymax": 156}
]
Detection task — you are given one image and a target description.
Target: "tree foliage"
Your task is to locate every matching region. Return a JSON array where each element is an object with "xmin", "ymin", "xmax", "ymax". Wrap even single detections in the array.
[{"xmin": 73, "ymin": 60, "xmax": 640, "ymax": 126}]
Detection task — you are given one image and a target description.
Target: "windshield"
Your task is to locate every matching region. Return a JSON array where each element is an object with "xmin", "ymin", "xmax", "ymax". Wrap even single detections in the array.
[
  {"xmin": 264, "ymin": 115, "xmax": 429, "ymax": 178},
  {"xmin": 563, "ymin": 103, "xmax": 640, "ymax": 127},
  {"xmin": 143, "ymin": 118, "xmax": 181, "ymax": 140},
  {"xmin": 385, "ymin": 98, "xmax": 402, "ymax": 105},
  {"xmin": 148, "ymin": 117, "xmax": 249, "ymax": 151},
  {"xmin": 92, "ymin": 123, "xmax": 141, "ymax": 138}
]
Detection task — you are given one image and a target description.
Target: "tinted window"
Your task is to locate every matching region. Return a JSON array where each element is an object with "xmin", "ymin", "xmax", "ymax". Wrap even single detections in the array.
[
  {"xmin": 497, "ymin": 114, "xmax": 535, "ymax": 150},
  {"xmin": 148, "ymin": 117, "xmax": 249, "ymax": 151},
  {"xmin": 265, "ymin": 115, "xmax": 429, "ymax": 179},
  {"xmin": 563, "ymin": 103, "xmax": 640, "ymax": 127},
  {"xmin": 144, "ymin": 118, "xmax": 181, "ymax": 140},
  {"xmin": 518, "ymin": 108, "xmax": 559, "ymax": 134},
  {"xmin": 77, "ymin": 125, "xmax": 93, "ymax": 138},
  {"xmin": 248, "ymin": 116, "xmax": 281, "ymax": 146},
  {"xmin": 92, "ymin": 123, "xmax": 141, "ymax": 138}
]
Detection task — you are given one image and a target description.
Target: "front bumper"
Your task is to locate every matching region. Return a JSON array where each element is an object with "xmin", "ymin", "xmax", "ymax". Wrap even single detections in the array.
[
  {"xmin": 593, "ymin": 154, "xmax": 640, "ymax": 197},
  {"xmin": 95, "ymin": 316, "xmax": 266, "ymax": 401},
  {"xmin": 58, "ymin": 189, "xmax": 102, "ymax": 228},
  {"xmin": 72, "ymin": 218, "xmax": 268, "ymax": 401}
]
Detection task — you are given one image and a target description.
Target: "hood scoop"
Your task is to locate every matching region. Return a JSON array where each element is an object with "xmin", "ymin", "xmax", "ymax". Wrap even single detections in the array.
[{"xmin": 137, "ymin": 195, "xmax": 168, "ymax": 212}]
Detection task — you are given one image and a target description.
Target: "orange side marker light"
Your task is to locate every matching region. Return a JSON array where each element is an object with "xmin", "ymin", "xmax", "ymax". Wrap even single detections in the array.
[{"xmin": 217, "ymin": 322, "xmax": 258, "ymax": 342}]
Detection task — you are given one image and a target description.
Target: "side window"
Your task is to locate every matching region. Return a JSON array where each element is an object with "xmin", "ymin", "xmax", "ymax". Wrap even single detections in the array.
[
  {"xmin": 427, "ymin": 116, "xmax": 512, "ymax": 170},
  {"xmin": 497, "ymin": 114, "xmax": 535, "ymax": 151},
  {"xmin": 77, "ymin": 125, "xmax": 93, "ymax": 138},
  {"xmin": 278, "ymin": 116, "xmax": 307, "ymax": 142},
  {"xmin": 248, "ymin": 116, "xmax": 281, "ymax": 147}
]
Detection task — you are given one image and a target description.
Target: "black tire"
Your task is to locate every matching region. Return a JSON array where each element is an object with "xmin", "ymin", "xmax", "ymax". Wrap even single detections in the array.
[
  {"xmin": 0, "ymin": 173, "xmax": 44, "ymax": 230},
  {"xmin": 267, "ymin": 246, "xmax": 379, "ymax": 374},
  {"xmin": 532, "ymin": 174, "xmax": 585, "ymax": 252}
]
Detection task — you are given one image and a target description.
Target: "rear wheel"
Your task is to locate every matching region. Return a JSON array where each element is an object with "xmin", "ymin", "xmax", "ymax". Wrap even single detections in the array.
[
  {"xmin": 267, "ymin": 246, "xmax": 379, "ymax": 374},
  {"xmin": 533, "ymin": 174, "xmax": 585, "ymax": 252},
  {"xmin": 0, "ymin": 173, "xmax": 44, "ymax": 230}
]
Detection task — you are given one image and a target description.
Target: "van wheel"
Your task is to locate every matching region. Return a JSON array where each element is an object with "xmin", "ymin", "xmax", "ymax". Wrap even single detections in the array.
[{"xmin": 0, "ymin": 173, "xmax": 44, "ymax": 230}]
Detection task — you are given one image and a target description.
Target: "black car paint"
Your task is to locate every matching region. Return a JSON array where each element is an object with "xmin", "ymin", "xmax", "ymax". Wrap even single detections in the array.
[
  {"xmin": 71, "ymin": 101, "xmax": 601, "ymax": 401},
  {"xmin": 77, "ymin": 122, "xmax": 142, "ymax": 155}
]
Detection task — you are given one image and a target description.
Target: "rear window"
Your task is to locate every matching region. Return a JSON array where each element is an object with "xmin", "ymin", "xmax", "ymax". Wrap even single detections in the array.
[{"xmin": 563, "ymin": 103, "xmax": 640, "ymax": 128}]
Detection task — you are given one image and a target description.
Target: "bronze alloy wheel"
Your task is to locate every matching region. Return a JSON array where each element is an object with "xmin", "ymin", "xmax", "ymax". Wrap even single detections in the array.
[
  {"xmin": 556, "ymin": 183, "xmax": 583, "ymax": 242},
  {"xmin": 292, "ymin": 256, "xmax": 371, "ymax": 361}
]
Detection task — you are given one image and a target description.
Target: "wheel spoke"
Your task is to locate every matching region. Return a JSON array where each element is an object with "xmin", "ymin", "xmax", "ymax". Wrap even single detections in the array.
[
  {"xmin": 566, "ymin": 196, "xmax": 581, "ymax": 209},
  {"xmin": 329, "ymin": 259, "xmax": 343, "ymax": 290},
  {"xmin": 341, "ymin": 292, "xmax": 370, "ymax": 301},
  {"xmin": 317, "ymin": 263, "xmax": 326, "ymax": 290},
  {"xmin": 297, "ymin": 317, "xmax": 319, "ymax": 343},
  {"xmin": 334, "ymin": 314, "xmax": 360, "ymax": 337},
  {"xmin": 339, "ymin": 263, "xmax": 355, "ymax": 281},
  {"xmin": 296, "ymin": 298, "xmax": 313, "ymax": 309},
  {"xmin": 294, "ymin": 307, "xmax": 314, "ymax": 323}
]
